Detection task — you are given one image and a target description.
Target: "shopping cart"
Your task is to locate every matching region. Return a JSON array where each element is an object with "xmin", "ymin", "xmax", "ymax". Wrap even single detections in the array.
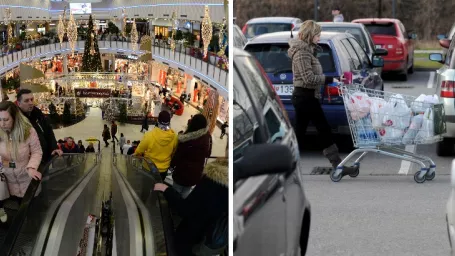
[{"xmin": 331, "ymin": 83, "xmax": 446, "ymax": 184}]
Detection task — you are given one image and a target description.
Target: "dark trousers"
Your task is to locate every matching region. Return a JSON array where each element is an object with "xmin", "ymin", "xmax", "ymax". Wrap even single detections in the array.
[
  {"xmin": 111, "ymin": 134, "xmax": 119, "ymax": 142},
  {"xmin": 291, "ymin": 89, "xmax": 334, "ymax": 150},
  {"xmin": 120, "ymin": 147, "xmax": 124, "ymax": 154},
  {"xmin": 104, "ymin": 138, "xmax": 109, "ymax": 147}
]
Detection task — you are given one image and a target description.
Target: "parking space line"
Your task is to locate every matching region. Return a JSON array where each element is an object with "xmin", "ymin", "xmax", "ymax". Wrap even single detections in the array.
[
  {"xmin": 427, "ymin": 71, "xmax": 435, "ymax": 88},
  {"xmin": 398, "ymin": 145, "xmax": 416, "ymax": 175}
]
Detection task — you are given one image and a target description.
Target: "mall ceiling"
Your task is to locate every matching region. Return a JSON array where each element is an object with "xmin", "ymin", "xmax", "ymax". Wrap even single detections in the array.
[{"xmin": 0, "ymin": 0, "xmax": 226, "ymax": 22}]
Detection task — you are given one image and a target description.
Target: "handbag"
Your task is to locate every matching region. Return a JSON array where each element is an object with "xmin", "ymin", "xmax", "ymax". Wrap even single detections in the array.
[{"xmin": 0, "ymin": 172, "xmax": 10, "ymax": 201}]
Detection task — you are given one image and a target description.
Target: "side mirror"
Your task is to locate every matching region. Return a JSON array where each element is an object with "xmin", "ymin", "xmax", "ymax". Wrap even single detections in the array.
[
  {"xmin": 374, "ymin": 48, "xmax": 388, "ymax": 56},
  {"xmin": 372, "ymin": 56, "xmax": 384, "ymax": 67},
  {"xmin": 437, "ymin": 34, "xmax": 447, "ymax": 40},
  {"xmin": 440, "ymin": 39, "xmax": 451, "ymax": 49},
  {"xmin": 234, "ymin": 144, "xmax": 294, "ymax": 181},
  {"xmin": 429, "ymin": 53, "xmax": 444, "ymax": 63},
  {"xmin": 408, "ymin": 33, "xmax": 417, "ymax": 40}
]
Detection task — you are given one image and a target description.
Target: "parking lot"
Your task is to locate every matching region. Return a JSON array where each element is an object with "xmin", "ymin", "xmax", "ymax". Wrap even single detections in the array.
[{"xmin": 300, "ymin": 71, "xmax": 452, "ymax": 255}]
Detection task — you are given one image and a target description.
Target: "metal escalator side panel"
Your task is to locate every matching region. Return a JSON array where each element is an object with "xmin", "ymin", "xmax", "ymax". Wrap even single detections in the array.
[
  {"xmin": 112, "ymin": 162, "xmax": 145, "ymax": 256},
  {"xmin": 32, "ymin": 161, "xmax": 99, "ymax": 256}
]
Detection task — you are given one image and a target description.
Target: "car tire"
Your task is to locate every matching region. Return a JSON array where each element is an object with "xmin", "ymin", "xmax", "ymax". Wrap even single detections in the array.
[
  {"xmin": 399, "ymin": 71, "xmax": 408, "ymax": 81},
  {"xmin": 436, "ymin": 138, "xmax": 455, "ymax": 156},
  {"xmin": 408, "ymin": 60, "xmax": 414, "ymax": 74}
]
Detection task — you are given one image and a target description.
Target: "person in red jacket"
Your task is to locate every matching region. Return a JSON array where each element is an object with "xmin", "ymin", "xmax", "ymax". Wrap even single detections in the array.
[
  {"xmin": 169, "ymin": 114, "xmax": 212, "ymax": 198},
  {"xmin": 111, "ymin": 121, "xmax": 119, "ymax": 143},
  {"xmin": 61, "ymin": 137, "xmax": 79, "ymax": 154}
]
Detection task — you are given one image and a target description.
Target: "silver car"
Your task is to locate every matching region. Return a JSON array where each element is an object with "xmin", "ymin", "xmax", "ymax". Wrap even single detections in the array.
[
  {"xmin": 429, "ymin": 38, "xmax": 455, "ymax": 156},
  {"xmin": 242, "ymin": 17, "xmax": 302, "ymax": 40}
]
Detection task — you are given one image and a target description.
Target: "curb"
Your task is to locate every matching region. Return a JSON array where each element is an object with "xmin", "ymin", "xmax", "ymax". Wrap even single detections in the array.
[{"xmin": 414, "ymin": 67, "xmax": 438, "ymax": 72}]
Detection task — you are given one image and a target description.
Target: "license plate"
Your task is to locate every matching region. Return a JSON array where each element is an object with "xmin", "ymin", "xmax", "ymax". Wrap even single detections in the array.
[
  {"xmin": 375, "ymin": 45, "xmax": 383, "ymax": 49},
  {"xmin": 274, "ymin": 84, "xmax": 294, "ymax": 96}
]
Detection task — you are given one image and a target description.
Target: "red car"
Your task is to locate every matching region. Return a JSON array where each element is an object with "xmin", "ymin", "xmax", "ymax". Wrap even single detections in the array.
[{"xmin": 352, "ymin": 18, "xmax": 416, "ymax": 81}]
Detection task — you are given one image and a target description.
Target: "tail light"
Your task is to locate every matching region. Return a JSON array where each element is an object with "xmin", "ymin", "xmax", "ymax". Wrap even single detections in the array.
[
  {"xmin": 396, "ymin": 46, "xmax": 403, "ymax": 55},
  {"xmin": 242, "ymin": 24, "xmax": 247, "ymax": 34},
  {"xmin": 324, "ymin": 84, "xmax": 340, "ymax": 103},
  {"xmin": 291, "ymin": 24, "xmax": 295, "ymax": 30},
  {"xmin": 441, "ymin": 80, "xmax": 455, "ymax": 98}
]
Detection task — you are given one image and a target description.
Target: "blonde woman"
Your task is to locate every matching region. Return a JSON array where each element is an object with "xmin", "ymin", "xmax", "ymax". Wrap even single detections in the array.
[
  {"xmin": 0, "ymin": 101, "xmax": 42, "ymax": 222},
  {"xmin": 288, "ymin": 20, "xmax": 356, "ymax": 173}
]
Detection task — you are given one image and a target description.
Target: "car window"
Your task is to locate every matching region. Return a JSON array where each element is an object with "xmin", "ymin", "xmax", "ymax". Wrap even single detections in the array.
[
  {"xmin": 245, "ymin": 23, "xmax": 292, "ymax": 39},
  {"xmin": 445, "ymin": 38, "xmax": 455, "ymax": 66},
  {"xmin": 340, "ymin": 39, "xmax": 362, "ymax": 70},
  {"xmin": 399, "ymin": 23, "xmax": 407, "ymax": 37},
  {"xmin": 449, "ymin": 23, "xmax": 455, "ymax": 39},
  {"xmin": 364, "ymin": 23, "xmax": 397, "ymax": 36},
  {"xmin": 244, "ymin": 43, "xmax": 336, "ymax": 74},
  {"xmin": 233, "ymin": 65, "xmax": 258, "ymax": 161},
  {"xmin": 322, "ymin": 26, "xmax": 368, "ymax": 52},
  {"xmin": 347, "ymin": 38, "xmax": 371, "ymax": 68}
]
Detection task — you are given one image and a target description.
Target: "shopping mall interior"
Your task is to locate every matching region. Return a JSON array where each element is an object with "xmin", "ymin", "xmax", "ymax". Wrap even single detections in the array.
[{"xmin": 0, "ymin": 0, "xmax": 228, "ymax": 255}]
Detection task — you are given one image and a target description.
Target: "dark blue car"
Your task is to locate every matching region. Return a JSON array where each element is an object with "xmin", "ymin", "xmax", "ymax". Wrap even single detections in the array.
[{"xmin": 244, "ymin": 31, "xmax": 384, "ymax": 135}]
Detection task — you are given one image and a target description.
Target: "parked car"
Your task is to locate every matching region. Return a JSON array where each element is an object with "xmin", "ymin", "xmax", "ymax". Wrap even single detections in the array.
[
  {"xmin": 243, "ymin": 31, "xmax": 384, "ymax": 135},
  {"xmin": 352, "ymin": 18, "xmax": 416, "ymax": 81},
  {"xmin": 233, "ymin": 47, "xmax": 310, "ymax": 256},
  {"xmin": 447, "ymin": 159, "xmax": 455, "ymax": 255},
  {"xmin": 428, "ymin": 37, "xmax": 455, "ymax": 156},
  {"xmin": 233, "ymin": 24, "xmax": 247, "ymax": 48},
  {"xmin": 318, "ymin": 22, "xmax": 388, "ymax": 74},
  {"xmin": 242, "ymin": 17, "xmax": 302, "ymax": 40}
]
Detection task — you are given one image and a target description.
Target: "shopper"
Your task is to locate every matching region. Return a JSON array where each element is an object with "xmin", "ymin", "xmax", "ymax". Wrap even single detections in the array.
[
  {"xmin": 122, "ymin": 140, "xmax": 132, "ymax": 155},
  {"xmin": 141, "ymin": 115, "xmax": 149, "ymax": 133},
  {"xmin": 102, "ymin": 124, "xmax": 111, "ymax": 147},
  {"xmin": 86, "ymin": 142, "xmax": 96, "ymax": 153},
  {"xmin": 77, "ymin": 140, "xmax": 85, "ymax": 153},
  {"xmin": 16, "ymin": 89, "xmax": 63, "ymax": 163},
  {"xmin": 62, "ymin": 137, "xmax": 79, "ymax": 153},
  {"xmin": 288, "ymin": 20, "xmax": 356, "ymax": 174},
  {"xmin": 154, "ymin": 143, "xmax": 228, "ymax": 256},
  {"xmin": 170, "ymin": 114, "xmax": 212, "ymax": 198},
  {"xmin": 119, "ymin": 133, "xmax": 126, "ymax": 154},
  {"xmin": 332, "ymin": 6, "xmax": 344, "ymax": 22},
  {"xmin": 220, "ymin": 121, "xmax": 228, "ymax": 139},
  {"xmin": 111, "ymin": 121, "xmax": 119, "ymax": 143},
  {"xmin": 134, "ymin": 111, "xmax": 178, "ymax": 181},
  {"xmin": 0, "ymin": 101, "xmax": 43, "ymax": 223},
  {"xmin": 127, "ymin": 141, "xmax": 139, "ymax": 155}
]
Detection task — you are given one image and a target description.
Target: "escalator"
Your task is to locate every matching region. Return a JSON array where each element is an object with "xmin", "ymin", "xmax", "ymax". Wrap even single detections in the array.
[{"xmin": 0, "ymin": 152, "xmax": 176, "ymax": 256}]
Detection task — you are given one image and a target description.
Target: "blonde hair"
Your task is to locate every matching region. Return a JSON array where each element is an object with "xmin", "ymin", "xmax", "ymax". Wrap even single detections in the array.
[
  {"xmin": 298, "ymin": 20, "xmax": 322, "ymax": 46},
  {"xmin": 0, "ymin": 101, "xmax": 33, "ymax": 160}
]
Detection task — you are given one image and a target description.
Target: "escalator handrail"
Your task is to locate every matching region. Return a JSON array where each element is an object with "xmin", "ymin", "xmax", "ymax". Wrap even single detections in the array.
[{"xmin": 0, "ymin": 155, "xmax": 58, "ymax": 256}]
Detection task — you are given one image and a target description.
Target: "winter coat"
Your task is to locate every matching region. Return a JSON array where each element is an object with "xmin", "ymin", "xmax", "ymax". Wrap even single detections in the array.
[
  {"xmin": 102, "ymin": 128, "xmax": 111, "ymax": 140},
  {"xmin": 119, "ymin": 136, "xmax": 126, "ymax": 148},
  {"xmin": 0, "ymin": 128, "xmax": 43, "ymax": 197},
  {"xmin": 77, "ymin": 145, "xmax": 86, "ymax": 153},
  {"xmin": 288, "ymin": 39, "xmax": 326, "ymax": 98},
  {"xmin": 62, "ymin": 142, "xmax": 79, "ymax": 154},
  {"xmin": 163, "ymin": 158, "xmax": 228, "ymax": 256},
  {"xmin": 111, "ymin": 123, "xmax": 118, "ymax": 136},
  {"xmin": 170, "ymin": 128, "xmax": 212, "ymax": 186},
  {"xmin": 85, "ymin": 146, "xmax": 95, "ymax": 153},
  {"xmin": 134, "ymin": 127, "xmax": 178, "ymax": 172},
  {"xmin": 22, "ymin": 106, "xmax": 58, "ymax": 163}
]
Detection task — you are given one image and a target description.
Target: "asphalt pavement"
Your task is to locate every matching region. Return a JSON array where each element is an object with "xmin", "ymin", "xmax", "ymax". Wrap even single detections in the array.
[{"xmin": 301, "ymin": 71, "xmax": 452, "ymax": 255}]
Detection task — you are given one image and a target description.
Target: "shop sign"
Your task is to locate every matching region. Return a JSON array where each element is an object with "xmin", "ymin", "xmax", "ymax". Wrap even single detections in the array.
[{"xmin": 75, "ymin": 88, "xmax": 111, "ymax": 98}]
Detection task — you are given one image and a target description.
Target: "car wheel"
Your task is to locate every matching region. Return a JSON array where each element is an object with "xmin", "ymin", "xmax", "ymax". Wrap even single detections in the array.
[
  {"xmin": 437, "ymin": 138, "xmax": 455, "ymax": 156},
  {"xmin": 408, "ymin": 59, "xmax": 414, "ymax": 74},
  {"xmin": 398, "ymin": 71, "xmax": 408, "ymax": 81}
]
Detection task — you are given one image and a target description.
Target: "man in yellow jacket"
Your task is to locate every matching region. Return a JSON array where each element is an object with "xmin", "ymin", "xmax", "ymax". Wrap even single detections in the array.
[{"xmin": 134, "ymin": 111, "xmax": 178, "ymax": 181}]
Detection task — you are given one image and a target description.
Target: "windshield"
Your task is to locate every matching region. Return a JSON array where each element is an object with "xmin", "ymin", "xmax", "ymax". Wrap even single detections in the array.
[
  {"xmin": 244, "ymin": 43, "xmax": 336, "ymax": 74},
  {"xmin": 364, "ymin": 23, "xmax": 397, "ymax": 36},
  {"xmin": 322, "ymin": 27, "xmax": 368, "ymax": 52},
  {"xmin": 245, "ymin": 23, "xmax": 293, "ymax": 39}
]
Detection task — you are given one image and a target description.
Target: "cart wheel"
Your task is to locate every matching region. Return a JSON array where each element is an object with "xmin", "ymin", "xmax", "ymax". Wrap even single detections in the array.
[
  {"xmin": 330, "ymin": 170, "xmax": 343, "ymax": 182},
  {"xmin": 414, "ymin": 171, "xmax": 426, "ymax": 183},
  {"xmin": 349, "ymin": 165, "xmax": 360, "ymax": 178},
  {"xmin": 425, "ymin": 171, "xmax": 436, "ymax": 181}
]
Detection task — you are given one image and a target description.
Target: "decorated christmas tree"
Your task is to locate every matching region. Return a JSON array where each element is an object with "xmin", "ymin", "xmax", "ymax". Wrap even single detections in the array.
[
  {"xmin": 62, "ymin": 101, "xmax": 72, "ymax": 124},
  {"xmin": 81, "ymin": 15, "xmax": 102, "ymax": 72},
  {"xmin": 75, "ymin": 99, "xmax": 85, "ymax": 117},
  {"xmin": 118, "ymin": 101, "xmax": 128, "ymax": 123}
]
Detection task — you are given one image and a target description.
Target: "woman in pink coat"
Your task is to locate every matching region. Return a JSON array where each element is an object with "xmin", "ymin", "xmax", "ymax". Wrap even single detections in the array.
[{"xmin": 0, "ymin": 101, "xmax": 42, "ymax": 222}]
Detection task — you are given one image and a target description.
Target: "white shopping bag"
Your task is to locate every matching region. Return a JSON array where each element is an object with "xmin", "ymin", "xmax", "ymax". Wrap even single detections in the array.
[
  {"xmin": 346, "ymin": 92, "xmax": 371, "ymax": 121},
  {"xmin": 415, "ymin": 108, "xmax": 435, "ymax": 143},
  {"xmin": 369, "ymin": 97, "xmax": 387, "ymax": 128},
  {"xmin": 378, "ymin": 127, "xmax": 404, "ymax": 143},
  {"xmin": 383, "ymin": 95, "xmax": 412, "ymax": 130},
  {"xmin": 402, "ymin": 114, "xmax": 424, "ymax": 144},
  {"xmin": 411, "ymin": 94, "xmax": 439, "ymax": 114}
]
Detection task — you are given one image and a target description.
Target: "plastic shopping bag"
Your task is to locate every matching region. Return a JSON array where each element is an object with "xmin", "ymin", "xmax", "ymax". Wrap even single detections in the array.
[
  {"xmin": 382, "ymin": 95, "xmax": 412, "ymax": 129},
  {"xmin": 415, "ymin": 108, "xmax": 435, "ymax": 143},
  {"xmin": 378, "ymin": 127, "xmax": 404, "ymax": 143},
  {"xmin": 346, "ymin": 92, "xmax": 371, "ymax": 121},
  {"xmin": 369, "ymin": 97, "xmax": 387, "ymax": 128},
  {"xmin": 411, "ymin": 94, "xmax": 439, "ymax": 114},
  {"xmin": 355, "ymin": 115, "xmax": 380, "ymax": 146},
  {"xmin": 402, "ymin": 114, "xmax": 424, "ymax": 144}
]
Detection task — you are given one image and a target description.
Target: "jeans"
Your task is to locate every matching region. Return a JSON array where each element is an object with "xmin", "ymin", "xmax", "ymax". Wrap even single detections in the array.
[{"xmin": 172, "ymin": 182, "xmax": 192, "ymax": 199}]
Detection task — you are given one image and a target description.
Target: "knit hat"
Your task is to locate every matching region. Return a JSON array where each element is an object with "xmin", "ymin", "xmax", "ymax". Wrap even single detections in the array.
[{"xmin": 158, "ymin": 110, "xmax": 171, "ymax": 126}]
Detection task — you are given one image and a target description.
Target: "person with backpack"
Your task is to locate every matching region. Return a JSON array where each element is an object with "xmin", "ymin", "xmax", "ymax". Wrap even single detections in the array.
[
  {"xmin": 154, "ymin": 144, "xmax": 228, "ymax": 256},
  {"xmin": 102, "ymin": 124, "xmax": 111, "ymax": 147}
]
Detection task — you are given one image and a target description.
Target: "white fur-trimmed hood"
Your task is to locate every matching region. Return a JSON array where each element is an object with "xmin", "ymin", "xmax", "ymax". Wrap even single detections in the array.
[
  {"xmin": 203, "ymin": 158, "xmax": 228, "ymax": 187},
  {"xmin": 178, "ymin": 127, "xmax": 209, "ymax": 143}
]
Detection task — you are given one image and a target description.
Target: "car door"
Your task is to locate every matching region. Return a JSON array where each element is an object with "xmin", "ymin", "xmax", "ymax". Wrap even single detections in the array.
[
  {"xmin": 347, "ymin": 37, "xmax": 383, "ymax": 90},
  {"xmin": 233, "ymin": 58, "xmax": 287, "ymax": 256},
  {"xmin": 339, "ymin": 38, "xmax": 365, "ymax": 84},
  {"xmin": 399, "ymin": 22, "xmax": 413, "ymax": 65},
  {"xmin": 435, "ymin": 38, "xmax": 455, "ymax": 96}
]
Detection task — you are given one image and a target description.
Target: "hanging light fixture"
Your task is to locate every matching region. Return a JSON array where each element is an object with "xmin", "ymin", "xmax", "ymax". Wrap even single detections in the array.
[
  {"xmin": 57, "ymin": 15, "xmax": 65, "ymax": 46},
  {"xmin": 170, "ymin": 11, "xmax": 177, "ymax": 51},
  {"xmin": 201, "ymin": 5, "xmax": 213, "ymax": 58},
  {"xmin": 122, "ymin": 8, "xmax": 127, "ymax": 38},
  {"xmin": 67, "ymin": 11, "xmax": 78, "ymax": 56},
  {"xmin": 130, "ymin": 19, "xmax": 138, "ymax": 52}
]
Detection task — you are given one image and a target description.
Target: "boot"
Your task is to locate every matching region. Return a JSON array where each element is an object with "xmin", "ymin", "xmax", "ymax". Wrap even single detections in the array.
[{"xmin": 323, "ymin": 144, "xmax": 357, "ymax": 175}]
